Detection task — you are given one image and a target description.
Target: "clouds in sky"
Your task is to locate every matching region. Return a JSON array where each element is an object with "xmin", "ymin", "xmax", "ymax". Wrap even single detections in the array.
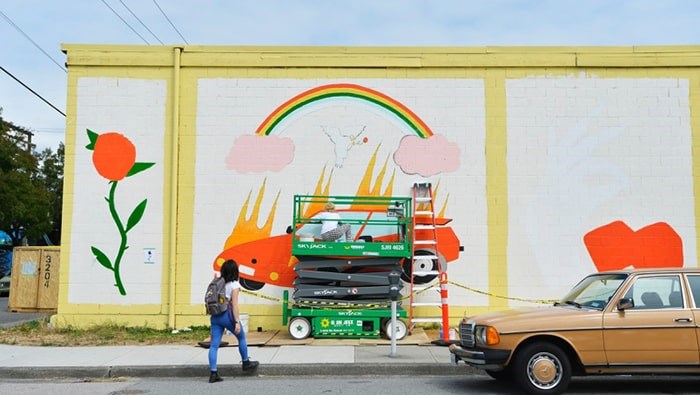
[
  {"xmin": 394, "ymin": 135, "xmax": 461, "ymax": 177},
  {"xmin": 226, "ymin": 135, "xmax": 295, "ymax": 173},
  {"xmin": 1, "ymin": 0, "xmax": 699, "ymax": 150}
]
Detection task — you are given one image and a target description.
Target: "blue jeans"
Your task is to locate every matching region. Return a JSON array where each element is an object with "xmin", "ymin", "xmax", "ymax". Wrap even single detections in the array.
[{"xmin": 208, "ymin": 306, "xmax": 249, "ymax": 371}]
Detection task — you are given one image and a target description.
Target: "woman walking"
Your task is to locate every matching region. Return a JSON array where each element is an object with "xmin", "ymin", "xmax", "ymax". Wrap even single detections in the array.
[{"xmin": 208, "ymin": 259, "xmax": 259, "ymax": 383}]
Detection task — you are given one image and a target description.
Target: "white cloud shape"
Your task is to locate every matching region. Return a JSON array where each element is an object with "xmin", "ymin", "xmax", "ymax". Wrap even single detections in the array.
[
  {"xmin": 226, "ymin": 135, "xmax": 295, "ymax": 173},
  {"xmin": 393, "ymin": 134, "xmax": 460, "ymax": 176}
]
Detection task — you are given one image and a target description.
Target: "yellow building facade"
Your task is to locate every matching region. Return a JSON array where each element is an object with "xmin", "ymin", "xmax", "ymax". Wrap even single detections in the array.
[{"xmin": 56, "ymin": 45, "xmax": 700, "ymax": 330}]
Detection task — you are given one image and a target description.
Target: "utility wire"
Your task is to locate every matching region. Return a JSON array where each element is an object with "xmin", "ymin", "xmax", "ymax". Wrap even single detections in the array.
[
  {"xmin": 119, "ymin": 0, "xmax": 164, "ymax": 45},
  {"xmin": 0, "ymin": 9, "xmax": 67, "ymax": 73},
  {"xmin": 32, "ymin": 128, "xmax": 65, "ymax": 134},
  {"xmin": 101, "ymin": 0, "xmax": 150, "ymax": 44},
  {"xmin": 153, "ymin": 0, "xmax": 189, "ymax": 44},
  {"xmin": 0, "ymin": 65, "xmax": 66, "ymax": 117}
]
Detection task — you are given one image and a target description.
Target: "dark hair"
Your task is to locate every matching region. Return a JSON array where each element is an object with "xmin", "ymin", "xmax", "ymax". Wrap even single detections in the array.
[{"xmin": 220, "ymin": 260, "xmax": 239, "ymax": 283}]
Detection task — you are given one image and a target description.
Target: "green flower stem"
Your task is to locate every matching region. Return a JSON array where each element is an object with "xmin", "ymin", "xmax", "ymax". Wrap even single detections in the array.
[{"xmin": 107, "ymin": 181, "xmax": 128, "ymax": 295}]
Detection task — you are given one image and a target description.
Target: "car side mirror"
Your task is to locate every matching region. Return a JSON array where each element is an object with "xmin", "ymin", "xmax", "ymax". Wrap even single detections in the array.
[{"xmin": 617, "ymin": 297, "xmax": 634, "ymax": 311}]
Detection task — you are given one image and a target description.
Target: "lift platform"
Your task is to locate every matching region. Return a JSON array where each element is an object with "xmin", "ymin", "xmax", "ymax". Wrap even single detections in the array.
[{"xmin": 282, "ymin": 194, "xmax": 413, "ymax": 340}]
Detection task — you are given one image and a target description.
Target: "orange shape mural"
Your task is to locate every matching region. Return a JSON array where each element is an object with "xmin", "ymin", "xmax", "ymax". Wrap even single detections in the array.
[{"xmin": 583, "ymin": 220, "xmax": 683, "ymax": 271}]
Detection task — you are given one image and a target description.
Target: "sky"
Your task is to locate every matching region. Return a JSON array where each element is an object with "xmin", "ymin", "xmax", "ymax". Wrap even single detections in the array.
[{"xmin": 1, "ymin": 0, "xmax": 699, "ymax": 152}]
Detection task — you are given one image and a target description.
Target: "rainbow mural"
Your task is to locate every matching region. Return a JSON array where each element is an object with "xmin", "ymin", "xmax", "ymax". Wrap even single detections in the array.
[{"xmin": 255, "ymin": 83, "xmax": 435, "ymax": 138}]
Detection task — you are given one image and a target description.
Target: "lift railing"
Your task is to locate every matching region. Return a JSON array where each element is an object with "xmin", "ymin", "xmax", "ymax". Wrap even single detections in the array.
[{"xmin": 291, "ymin": 194, "xmax": 413, "ymax": 258}]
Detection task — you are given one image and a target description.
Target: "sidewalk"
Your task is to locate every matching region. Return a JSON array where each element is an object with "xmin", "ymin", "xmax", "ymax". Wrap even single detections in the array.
[
  {"xmin": 0, "ymin": 343, "xmax": 478, "ymax": 379},
  {"xmin": 0, "ymin": 309, "xmax": 480, "ymax": 379}
]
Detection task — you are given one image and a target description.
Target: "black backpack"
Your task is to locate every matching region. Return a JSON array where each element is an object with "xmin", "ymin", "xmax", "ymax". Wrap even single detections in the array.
[{"xmin": 204, "ymin": 276, "xmax": 228, "ymax": 315}]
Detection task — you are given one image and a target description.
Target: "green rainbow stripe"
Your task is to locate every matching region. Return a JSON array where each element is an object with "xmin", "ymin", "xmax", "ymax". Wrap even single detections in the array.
[{"xmin": 255, "ymin": 83, "xmax": 434, "ymax": 138}]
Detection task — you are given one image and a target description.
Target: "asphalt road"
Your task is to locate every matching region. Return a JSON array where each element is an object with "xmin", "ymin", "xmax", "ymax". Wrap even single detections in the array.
[
  {"xmin": 3, "ymin": 374, "xmax": 700, "ymax": 395},
  {"xmin": 0, "ymin": 295, "xmax": 49, "ymax": 328}
]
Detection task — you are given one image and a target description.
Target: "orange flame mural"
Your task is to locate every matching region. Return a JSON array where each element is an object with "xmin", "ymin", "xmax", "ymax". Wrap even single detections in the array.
[{"xmin": 212, "ymin": 146, "xmax": 456, "ymax": 289}]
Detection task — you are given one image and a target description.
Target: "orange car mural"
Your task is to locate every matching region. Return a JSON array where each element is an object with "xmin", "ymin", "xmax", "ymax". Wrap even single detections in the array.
[{"xmin": 213, "ymin": 208, "xmax": 462, "ymax": 291}]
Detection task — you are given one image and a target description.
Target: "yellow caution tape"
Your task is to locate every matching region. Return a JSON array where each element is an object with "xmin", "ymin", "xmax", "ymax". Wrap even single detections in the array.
[
  {"xmin": 240, "ymin": 280, "xmax": 557, "ymax": 306},
  {"xmin": 241, "ymin": 289, "xmax": 284, "ymax": 303},
  {"xmin": 447, "ymin": 280, "xmax": 557, "ymax": 305}
]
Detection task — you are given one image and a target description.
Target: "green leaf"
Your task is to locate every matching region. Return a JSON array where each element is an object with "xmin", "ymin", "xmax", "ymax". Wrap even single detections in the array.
[
  {"xmin": 126, "ymin": 162, "xmax": 155, "ymax": 178},
  {"xmin": 125, "ymin": 199, "xmax": 148, "ymax": 232},
  {"xmin": 85, "ymin": 129, "xmax": 98, "ymax": 150},
  {"xmin": 91, "ymin": 246, "xmax": 113, "ymax": 270}
]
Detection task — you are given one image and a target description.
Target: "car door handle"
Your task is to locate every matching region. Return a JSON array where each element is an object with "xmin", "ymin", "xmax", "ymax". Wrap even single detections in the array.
[{"xmin": 674, "ymin": 317, "xmax": 693, "ymax": 323}]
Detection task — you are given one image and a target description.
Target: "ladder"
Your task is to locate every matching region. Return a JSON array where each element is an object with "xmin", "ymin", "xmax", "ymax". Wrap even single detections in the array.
[{"xmin": 408, "ymin": 182, "xmax": 450, "ymax": 339}]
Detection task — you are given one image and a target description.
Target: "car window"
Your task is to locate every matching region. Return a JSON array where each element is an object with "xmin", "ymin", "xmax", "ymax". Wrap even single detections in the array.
[
  {"xmin": 559, "ymin": 273, "xmax": 627, "ymax": 309},
  {"xmin": 687, "ymin": 275, "xmax": 700, "ymax": 308},
  {"xmin": 623, "ymin": 275, "xmax": 682, "ymax": 309}
]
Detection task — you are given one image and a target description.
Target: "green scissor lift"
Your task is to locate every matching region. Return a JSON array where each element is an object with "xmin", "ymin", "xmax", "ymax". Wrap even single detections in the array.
[{"xmin": 282, "ymin": 194, "xmax": 413, "ymax": 340}]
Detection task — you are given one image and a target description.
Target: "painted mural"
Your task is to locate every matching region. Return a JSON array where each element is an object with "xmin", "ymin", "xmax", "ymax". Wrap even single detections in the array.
[
  {"xmin": 191, "ymin": 76, "xmax": 696, "ymax": 308},
  {"xmin": 505, "ymin": 77, "xmax": 695, "ymax": 303},
  {"xmin": 85, "ymin": 129, "xmax": 155, "ymax": 295},
  {"xmin": 67, "ymin": 77, "xmax": 165, "ymax": 305},
  {"xmin": 57, "ymin": 46, "xmax": 700, "ymax": 329},
  {"xmin": 584, "ymin": 221, "xmax": 683, "ymax": 272},
  {"xmin": 190, "ymin": 78, "xmax": 487, "ymax": 307}
]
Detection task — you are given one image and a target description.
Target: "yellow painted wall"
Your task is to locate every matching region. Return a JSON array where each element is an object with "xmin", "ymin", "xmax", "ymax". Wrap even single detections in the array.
[{"xmin": 56, "ymin": 45, "xmax": 700, "ymax": 330}]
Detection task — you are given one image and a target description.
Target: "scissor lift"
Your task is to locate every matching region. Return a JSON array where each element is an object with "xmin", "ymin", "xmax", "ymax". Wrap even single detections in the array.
[{"xmin": 282, "ymin": 194, "xmax": 412, "ymax": 340}]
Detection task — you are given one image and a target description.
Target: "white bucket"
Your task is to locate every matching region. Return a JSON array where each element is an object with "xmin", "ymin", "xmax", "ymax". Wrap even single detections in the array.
[{"xmin": 240, "ymin": 313, "xmax": 249, "ymax": 333}]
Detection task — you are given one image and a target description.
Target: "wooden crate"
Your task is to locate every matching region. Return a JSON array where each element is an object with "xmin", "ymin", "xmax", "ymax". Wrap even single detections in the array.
[{"xmin": 8, "ymin": 247, "xmax": 60, "ymax": 312}]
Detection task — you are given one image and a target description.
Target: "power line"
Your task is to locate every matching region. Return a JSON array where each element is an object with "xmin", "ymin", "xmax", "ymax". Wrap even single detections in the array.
[
  {"xmin": 32, "ymin": 128, "xmax": 65, "ymax": 134},
  {"xmin": 119, "ymin": 0, "xmax": 164, "ymax": 45},
  {"xmin": 101, "ymin": 0, "xmax": 150, "ymax": 44},
  {"xmin": 152, "ymin": 0, "xmax": 189, "ymax": 44},
  {"xmin": 0, "ymin": 65, "xmax": 66, "ymax": 117},
  {"xmin": 0, "ymin": 9, "xmax": 67, "ymax": 73}
]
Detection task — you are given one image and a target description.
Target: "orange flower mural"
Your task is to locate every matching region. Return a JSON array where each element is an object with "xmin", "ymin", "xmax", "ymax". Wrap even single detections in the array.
[
  {"xmin": 85, "ymin": 129, "xmax": 155, "ymax": 295},
  {"xmin": 91, "ymin": 132, "xmax": 137, "ymax": 181}
]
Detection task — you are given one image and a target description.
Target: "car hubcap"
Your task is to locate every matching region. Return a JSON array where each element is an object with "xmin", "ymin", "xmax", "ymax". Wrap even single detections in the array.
[{"xmin": 527, "ymin": 352, "xmax": 561, "ymax": 390}]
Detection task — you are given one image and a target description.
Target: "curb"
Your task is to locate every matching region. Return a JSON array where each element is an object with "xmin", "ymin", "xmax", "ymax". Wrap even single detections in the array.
[{"xmin": 0, "ymin": 363, "xmax": 483, "ymax": 379}]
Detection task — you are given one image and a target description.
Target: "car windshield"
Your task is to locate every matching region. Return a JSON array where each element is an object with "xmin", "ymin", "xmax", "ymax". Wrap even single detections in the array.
[{"xmin": 557, "ymin": 273, "xmax": 628, "ymax": 310}]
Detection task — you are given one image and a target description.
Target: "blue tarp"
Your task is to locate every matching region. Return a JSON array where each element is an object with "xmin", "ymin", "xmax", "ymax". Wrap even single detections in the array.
[
  {"xmin": 0, "ymin": 231, "xmax": 10, "ymax": 246},
  {"xmin": 0, "ymin": 231, "xmax": 12, "ymax": 277}
]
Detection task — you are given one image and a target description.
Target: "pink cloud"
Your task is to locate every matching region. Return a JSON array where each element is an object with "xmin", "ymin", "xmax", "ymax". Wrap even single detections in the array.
[
  {"xmin": 226, "ymin": 135, "xmax": 295, "ymax": 173},
  {"xmin": 393, "ymin": 134, "xmax": 460, "ymax": 176}
]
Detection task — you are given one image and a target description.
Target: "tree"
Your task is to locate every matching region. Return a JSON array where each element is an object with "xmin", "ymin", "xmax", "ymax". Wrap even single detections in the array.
[
  {"xmin": 0, "ymin": 109, "xmax": 62, "ymax": 244},
  {"xmin": 36, "ymin": 142, "xmax": 64, "ymax": 244}
]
